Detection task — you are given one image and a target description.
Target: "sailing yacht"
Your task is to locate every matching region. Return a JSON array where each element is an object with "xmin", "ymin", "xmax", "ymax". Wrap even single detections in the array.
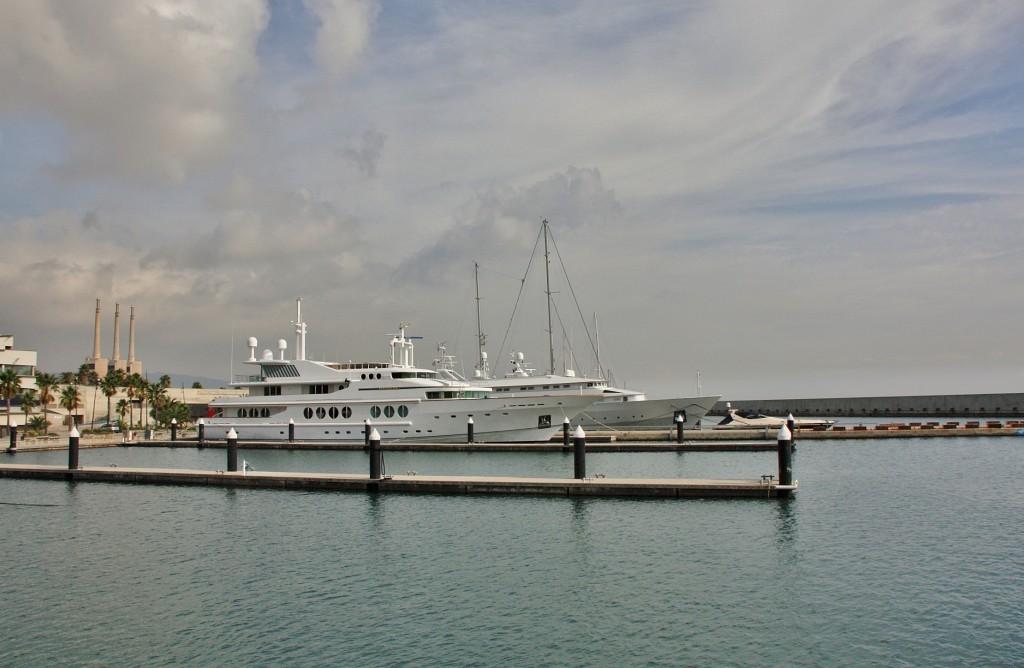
[{"xmin": 436, "ymin": 221, "xmax": 721, "ymax": 429}]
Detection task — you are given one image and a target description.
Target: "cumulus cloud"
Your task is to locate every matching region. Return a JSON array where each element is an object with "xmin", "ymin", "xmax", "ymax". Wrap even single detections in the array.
[
  {"xmin": 0, "ymin": 0, "xmax": 268, "ymax": 183},
  {"xmin": 393, "ymin": 167, "xmax": 621, "ymax": 286},
  {"xmin": 304, "ymin": 0, "xmax": 380, "ymax": 81}
]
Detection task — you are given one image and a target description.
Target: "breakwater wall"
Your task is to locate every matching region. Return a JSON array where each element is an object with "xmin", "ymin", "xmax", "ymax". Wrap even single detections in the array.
[{"xmin": 713, "ymin": 392, "xmax": 1024, "ymax": 418}]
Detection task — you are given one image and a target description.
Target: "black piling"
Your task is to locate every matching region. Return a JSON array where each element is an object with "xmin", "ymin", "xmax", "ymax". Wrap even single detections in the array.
[
  {"xmin": 8, "ymin": 424, "xmax": 17, "ymax": 452},
  {"xmin": 170, "ymin": 419, "xmax": 177, "ymax": 442},
  {"xmin": 787, "ymin": 413, "xmax": 796, "ymax": 452},
  {"xmin": 288, "ymin": 418, "xmax": 295, "ymax": 443},
  {"xmin": 573, "ymin": 425, "xmax": 586, "ymax": 479},
  {"xmin": 68, "ymin": 426, "xmax": 80, "ymax": 469},
  {"xmin": 368, "ymin": 428, "xmax": 382, "ymax": 480},
  {"xmin": 467, "ymin": 417, "xmax": 475, "ymax": 444},
  {"xmin": 226, "ymin": 428, "xmax": 238, "ymax": 472},
  {"xmin": 197, "ymin": 418, "xmax": 205, "ymax": 445},
  {"xmin": 364, "ymin": 419, "xmax": 371, "ymax": 448},
  {"xmin": 675, "ymin": 413, "xmax": 684, "ymax": 443},
  {"xmin": 777, "ymin": 423, "xmax": 793, "ymax": 496},
  {"xmin": 562, "ymin": 417, "xmax": 571, "ymax": 447}
]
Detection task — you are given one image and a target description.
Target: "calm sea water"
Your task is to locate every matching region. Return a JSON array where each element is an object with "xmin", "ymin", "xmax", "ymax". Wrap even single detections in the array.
[{"xmin": 2, "ymin": 436, "xmax": 1022, "ymax": 667}]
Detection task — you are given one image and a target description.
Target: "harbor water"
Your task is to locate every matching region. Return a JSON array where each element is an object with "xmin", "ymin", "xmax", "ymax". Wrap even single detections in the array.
[{"xmin": 2, "ymin": 436, "xmax": 1022, "ymax": 666}]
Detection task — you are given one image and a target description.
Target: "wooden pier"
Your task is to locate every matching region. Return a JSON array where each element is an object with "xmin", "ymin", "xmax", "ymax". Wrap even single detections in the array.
[{"xmin": 0, "ymin": 463, "xmax": 794, "ymax": 499}]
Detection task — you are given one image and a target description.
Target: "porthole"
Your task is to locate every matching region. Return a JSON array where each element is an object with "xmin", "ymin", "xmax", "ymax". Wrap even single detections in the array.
[
  {"xmin": 384, "ymin": 406, "xmax": 395, "ymax": 418},
  {"xmin": 237, "ymin": 409, "xmax": 245, "ymax": 418},
  {"xmin": 261, "ymin": 408, "xmax": 270, "ymax": 418},
  {"xmin": 316, "ymin": 407, "xmax": 326, "ymax": 419},
  {"xmin": 398, "ymin": 405, "xmax": 408, "ymax": 418},
  {"xmin": 329, "ymin": 407, "xmax": 339, "ymax": 419},
  {"xmin": 249, "ymin": 408, "xmax": 258, "ymax": 418},
  {"xmin": 370, "ymin": 406, "xmax": 381, "ymax": 418},
  {"xmin": 342, "ymin": 406, "xmax": 352, "ymax": 418},
  {"xmin": 361, "ymin": 373, "xmax": 366, "ymax": 380},
  {"xmin": 303, "ymin": 407, "xmax": 313, "ymax": 419}
]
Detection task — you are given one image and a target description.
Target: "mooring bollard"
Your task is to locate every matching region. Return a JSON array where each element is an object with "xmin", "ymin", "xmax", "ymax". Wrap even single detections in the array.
[
  {"xmin": 288, "ymin": 418, "xmax": 295, "ymax": 443},
  {"xmin": 368, "ymin": 427, "xmax": 382, "ymax": 480},
  {"xmin": 573, "ymin": 425, "xmax": 586, "ymax": 479},
  {"xmin": 777, "ymin": 423, "xmax": 793, "ymax": 496},
  {"xmin": 170, "ymin": 418, "xmax": 177, "ymax": 442},
  {"xmin": 197, "ymin": 418, "xmax": 205, "ymax": 445},
  {"xmin": 227, "ymin": 427, "xmax": 238, "ymax": 472},
  {"xmin": 675, "ymin": 413, "xmax": 684, "ymax": 444},
  {"xmin": 8, "ymin": 424, "xmax": 17, "ymax": 452},
  {"xmin": 364, "ymin": 419, "xmax": 371, "ymax": 447},
  {"xmin": 467, "ymin": 417, "xmax": 474, "ymax": 443},
  {"xmin": 68, "ymin": 426, "xmax": 80, "ymax": 469},
  {"xmin": 562, "ymin": 417, "xmax": 571, "ymax": 447},
  {"xmin": 787, "ymin": 413, "xmax": 796, "ymax": 452}
]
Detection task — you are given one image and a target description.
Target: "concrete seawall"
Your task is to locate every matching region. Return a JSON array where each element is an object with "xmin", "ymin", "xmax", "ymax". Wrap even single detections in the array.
[{"xmin": 713, "ymin": 392, "xmax": 1024, "ymax": 419}]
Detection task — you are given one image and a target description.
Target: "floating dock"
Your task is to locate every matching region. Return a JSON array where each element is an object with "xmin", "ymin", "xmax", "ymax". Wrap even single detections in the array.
[{"xmin": 0, "ymin": 464, "xmax": 794, "ymax": 499}]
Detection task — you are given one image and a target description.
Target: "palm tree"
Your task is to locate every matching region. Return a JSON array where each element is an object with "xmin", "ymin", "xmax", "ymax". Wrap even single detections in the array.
[
  {"xmin": 59, "ymin": 384, "xmax": 83, "ymax": 427},
  {"xmin": 20, "ymin": 389, "xmax": 39, "ymax": 431},
  {"xmin": 115, "ymin": 398, "xmax": 129, "ymax": 425},
  {"xmin": 144, "ymin": 380, "xmax": 166, "ymax": 429},
  {"xmin": 125, "ymin": 373, "xmax": 146, "ymax": 427},
  {"xmin": 159, "ymin": 374, "xmax": 172, "ymax": 390},
  {"xmin": 99, "ymin": 373, "xmax": 120, "ymax": 424},
  {"xmin": 0, "ymin": 368, "xmax": 21, "ymax": 431},
  {"xmin": 35, "ymin": 372, "xmax": 57, "ymax": 434},
  {"xmin": 58, "ymin": 371, "xmax": 76, "ymax": 385}
]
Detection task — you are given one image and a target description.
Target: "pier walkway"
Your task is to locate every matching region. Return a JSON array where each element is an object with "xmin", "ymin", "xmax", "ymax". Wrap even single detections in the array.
[{"xmin": 0, "ymin": 464, "xmax": 793, "ymax": 499}]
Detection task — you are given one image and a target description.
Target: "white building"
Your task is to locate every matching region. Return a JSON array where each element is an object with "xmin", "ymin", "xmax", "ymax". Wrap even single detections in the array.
[{"xmin": 0, "ymin": 335, "xmax": 37, "ymax": 390}]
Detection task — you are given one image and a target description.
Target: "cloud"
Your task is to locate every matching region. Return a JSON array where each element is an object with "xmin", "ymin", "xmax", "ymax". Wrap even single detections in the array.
[
  {"xmin": 304, "ymin": 0, "xmax": 380, "ymax": 81},
  {"xmin": 393, "ymin": 166, "xmax": 621, "ymax": 286},
  {"xmin": 0, "ymin": 0, "xmax": 268, "ymax": 183},
  {"xmin": 340, "ymin": 127, "xmax": 386, "ymax": 177}
]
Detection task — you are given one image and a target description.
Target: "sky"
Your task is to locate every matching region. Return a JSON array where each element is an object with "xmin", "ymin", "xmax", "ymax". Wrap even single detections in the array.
[{"xmin": 2, "ymin": 0, "xmax": 1023, "ymax": 401}]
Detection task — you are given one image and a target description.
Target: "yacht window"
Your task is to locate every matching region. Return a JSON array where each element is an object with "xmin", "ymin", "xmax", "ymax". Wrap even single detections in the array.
[
  {"xmin": 316, "ymin": 407, "xmax": 326, "ymax": 419},
  {"xmin": 370, "ymin": 406, "xmax": 381, "ymax": 418},
  {"xmin": 329, "ymin": 407, "xmax": 339, "ymax": 419},
  {"xmin": 303, "ymin": 407, "xmax": 313, "ymax": 419},
  {"xmin": 384, "ymin": 406, "xmax": 395, "ymax": 418},
  {"xmin": 342, "ymin": 406, "xmax": 352, "ymax": 418},
  {"xmin": 398, "ymin": 405, "xmax": 408, "ymax": 417},
  {"xmin": 264, "ymin": 386, "xmax": 281, "ymax": 396}
]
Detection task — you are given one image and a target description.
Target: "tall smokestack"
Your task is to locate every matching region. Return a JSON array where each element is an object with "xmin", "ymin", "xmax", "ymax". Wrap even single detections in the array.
[
  {"xmin": 112, "ymin": 303, "xmax": 121, "ymax": 362},
  {"xmin": 128, "ymin": 306, "xmax": 136, "ymax": 364},
  {"xmin": 92, "ymin": 298, "xmax": 102, "ymax": 359}
]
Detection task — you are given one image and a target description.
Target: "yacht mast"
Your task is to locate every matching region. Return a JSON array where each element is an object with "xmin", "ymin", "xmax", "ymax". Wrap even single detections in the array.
[
  {"xmin": 543, "ymin": 219, "xmax": 555, "ymax": 375},
  {"xmin": 474, "ymin": 261, "xmax": 487, "ymax": 376}
]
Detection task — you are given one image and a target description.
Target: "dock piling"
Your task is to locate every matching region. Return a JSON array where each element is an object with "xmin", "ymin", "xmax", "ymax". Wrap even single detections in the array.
[
  {"xmin": 777, "ymin": 423, "xmax": 793, "ymax": 496},
  {"xmin": 68, "ymin": 426, "xmax": 80, "ymax": 469},
  {"xmin": 562, "ymin": 417, "xmax": 571, "ymax": 447},
  {"xmin": 467, "ymin": 417, "xmax": 474, "ymax": 444},
  {"xmin": 787, "ymin": 413, "xmax": 796, "ymax": 451},
  {"xmin": 227, "ymin": 428, "xmax": 238, "ymax": 472},
  {"xmin": 675, "ymin": 413, "xmax": 684, "ymax": 444},
  {"xmin": 170, "ymin": 418, "xmax": 177, "ymax": 442},
  {"xmin": 573, "ymin": 425, "xmax": 586, "ymax": 479},
  {"xmin": 8, "ymin": 424, "xmax": 17, "ymax": 452},
  {"xmin": 364, "ymin": 419, "xmax": 371, "ymax": 448},
  {"xmin": 197, "ymin": 418, "xmax": 205, "ymax": 445},
  {"xmin": 288, "ymin": 418, "xmax": 295, "ymax": 443},
  {"xmin": 369, "ymin": 428, "xmax": 382, "ymax": 480}
]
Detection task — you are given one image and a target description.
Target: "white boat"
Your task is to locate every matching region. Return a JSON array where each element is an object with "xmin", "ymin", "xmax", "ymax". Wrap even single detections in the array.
[
  {"xmin": 204, "ymin": 301, "xmax": 600, "ymax": 442},
  {"xmin": 714, "ymin": 406, "xmax": 835, "ymax": 430},
  {"xmin": 434, "ymin": 347, "xmax": 719, "ymax": 430},
  {"xmin": 433, "ymin": 220, "xmax": 721, "ymax": 430}
]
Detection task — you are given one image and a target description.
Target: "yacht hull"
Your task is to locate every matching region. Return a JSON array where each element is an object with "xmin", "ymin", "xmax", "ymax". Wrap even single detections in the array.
[{"xmin": 579, "ymin": 394, "xmax": 721, "ymax": 429}]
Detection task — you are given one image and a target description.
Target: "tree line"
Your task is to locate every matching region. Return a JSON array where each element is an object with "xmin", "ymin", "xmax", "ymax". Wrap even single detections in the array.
[{"xmin": 1, "ymin": 365, "xmax": 199, "ymax": 435}]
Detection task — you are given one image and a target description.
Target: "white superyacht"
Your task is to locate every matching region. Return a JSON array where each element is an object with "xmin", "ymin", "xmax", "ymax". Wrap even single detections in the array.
[{"xmin": 205, "ymin": 301, "xmax": 599, "ymax": 442}]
